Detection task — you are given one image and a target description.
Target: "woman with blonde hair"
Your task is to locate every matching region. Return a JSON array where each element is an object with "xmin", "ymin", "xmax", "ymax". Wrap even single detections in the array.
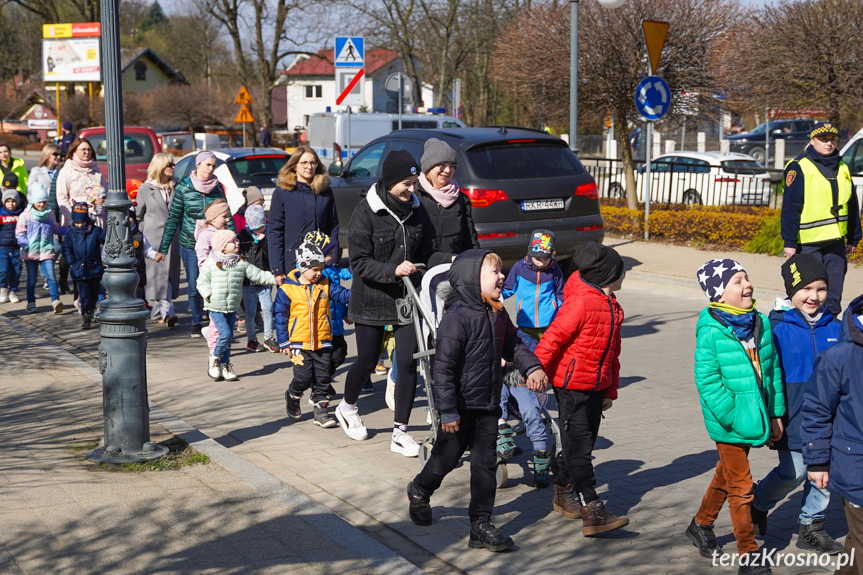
[
  {"xmin": 56, "ymin": 138, "xmax": 107, "ymax": 226},
  {"xmin": 136, "ymin": 152, "xmax": 180, "ymax": 326},
  {"xmin": 31, "ymin": 144, "xmax": 63, "ymax": 210},
  {"xmin": 268, "ymin": 145, "xmax": 338, "ymax": 281}
]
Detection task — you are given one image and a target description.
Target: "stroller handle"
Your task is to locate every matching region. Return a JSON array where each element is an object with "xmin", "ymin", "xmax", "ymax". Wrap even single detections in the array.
[{"xmin": 399, "ymin": 264, "xmax": 438, "ymax": 334}]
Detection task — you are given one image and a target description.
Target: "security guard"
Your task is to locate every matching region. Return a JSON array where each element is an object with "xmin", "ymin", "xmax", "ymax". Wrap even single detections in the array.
[{"xmin": 781, "ymin": 121, "xmax": 861, "ymax": 316}]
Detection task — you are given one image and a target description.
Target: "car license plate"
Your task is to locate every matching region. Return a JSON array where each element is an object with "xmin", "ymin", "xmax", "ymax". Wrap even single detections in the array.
[{"xmin": 521, "ymin": 198, "xmax": 565, "ymax": 211}]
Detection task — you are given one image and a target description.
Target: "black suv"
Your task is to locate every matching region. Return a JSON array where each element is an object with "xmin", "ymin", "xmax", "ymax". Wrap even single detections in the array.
[
  {"xmin": 724, "ymin": 120, "xmax": 817, "ymax": 165},
  {"xmin": 327, "ymin": 127, "xmax": 604, "ymax": 268}
]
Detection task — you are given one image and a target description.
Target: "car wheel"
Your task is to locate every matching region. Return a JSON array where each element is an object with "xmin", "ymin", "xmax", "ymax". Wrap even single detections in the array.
[
  {"xmin": 749, "ymin": 146, "xmax": 766, "ymax": 166},
  {"xmin": 682, "ymin": 190, "xmax": 703, "ymax": 205},
  {"xmin": 609, "ymin": 182, "xmax": 626, "ymax": 199}
]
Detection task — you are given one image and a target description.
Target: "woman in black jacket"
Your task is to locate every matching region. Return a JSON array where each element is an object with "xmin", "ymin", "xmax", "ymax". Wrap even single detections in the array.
[
  {"xmin": 268, "ymin": 146, "xmax": 338, "ymax": 281},
  {"xmin": 416, "ymin": 138, "xmax": 479, "ymax": 254},
  {"xmin": 336, "ymin": 150, "xmax": 452, "ymax": 454}
]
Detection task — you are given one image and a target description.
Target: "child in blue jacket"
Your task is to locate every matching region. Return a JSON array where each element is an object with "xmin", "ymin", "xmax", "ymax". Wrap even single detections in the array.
[
  {"xmin": 498, "ymin": 229, "xmax": 564, "ymax": 487},
  {"xmin": 751, "ymin": 255, "xmax": 844, "ymax": 554},
  {"xmin": 801, "ymin": 292, "xmax": 863, "ymax": 571},
  {"xmin": 0, "ymin": 189, "xmax": 23, "ymax": 303},
  {"xmin": 62, "ymin": 202, "xmax": 106, "ymax": 330}
]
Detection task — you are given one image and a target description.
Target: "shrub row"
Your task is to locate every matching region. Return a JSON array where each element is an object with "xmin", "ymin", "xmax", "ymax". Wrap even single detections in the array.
[{"xmin": 600, "ymin": 201, "xmax": 863, "ymax": 264}]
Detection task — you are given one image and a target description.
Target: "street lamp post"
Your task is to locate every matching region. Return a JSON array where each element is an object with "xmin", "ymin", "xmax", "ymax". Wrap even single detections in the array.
[
  {"xmin": 86, "ymin": 0, "xmax": 167, "ymax": 464},
  {"xmin": 570, "ymin": 0, "xmax": 579, "ymax": 154}
]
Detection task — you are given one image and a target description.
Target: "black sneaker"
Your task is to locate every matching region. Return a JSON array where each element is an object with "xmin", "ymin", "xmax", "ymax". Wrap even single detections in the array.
[
  {"xmin": 362, "ymin": 379, "xmax": 374, "ymax": 392},
  {"xmin": 191, "ymin": 324, "xmax": 203, "ymax": 338},
  {"xmin": 685, "ymin": 518, "xmax": 719, "ymax": 558},
  {"xmin": 246, "ymin": 340, "xmax": 263, "ymax": 353},
  {"xmin": 751, "ymin": 504, "xmax": 768, "ymax": 537},
  {"xmin": 737, "ymin": 552, "xmax": 773, "ymax": 575},
  {"xmin": 796, "ymin": 521, "xmax": 844, "ymax": 555},
  {"xmin": 326, "ymin": 383, "xmax": 337, "ymax": 400},
  {"xmin": 313, "ymin": 401, "xmax": 338, "ymax": 428},
  {"xmin": 263, "ymin": 337, "xmax": 278, "ymax": 353},
  {"xmin": 407, "ymin": 481, "xmax": 433, "ymax": 526},
  {"xmin": 285, "ymin": 391, "xmax": 302, "ymax": 419},
  {"xmin": 468, "ymin": 517, "xmax": 514, "ymax": 552}
]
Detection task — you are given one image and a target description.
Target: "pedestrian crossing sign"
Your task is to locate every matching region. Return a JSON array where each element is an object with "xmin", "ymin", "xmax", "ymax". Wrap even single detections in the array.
[{"xmin": 334, "ymin": 37, "xmax": 364, "ymax": 67}]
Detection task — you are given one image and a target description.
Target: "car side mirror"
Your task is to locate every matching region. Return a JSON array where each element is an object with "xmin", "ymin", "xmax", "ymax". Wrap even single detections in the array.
[{"xmin": 328, "ymin": 161, "xmax": 344, "ymax": 177}]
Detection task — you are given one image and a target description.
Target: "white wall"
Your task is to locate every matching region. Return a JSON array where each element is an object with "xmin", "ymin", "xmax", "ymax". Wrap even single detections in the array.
[{"xmin": 284, "ymin": 77, "xmax": 375, "ymax": 130}]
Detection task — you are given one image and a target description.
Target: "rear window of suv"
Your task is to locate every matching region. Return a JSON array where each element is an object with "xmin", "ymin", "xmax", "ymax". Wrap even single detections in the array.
[
  {"xmin": 466, "ymin": 142, "xmax": 586, "ymax": 180},
  {"xmin": 226, "ymin": 154, "xmax": 288, "ymax": 186}
]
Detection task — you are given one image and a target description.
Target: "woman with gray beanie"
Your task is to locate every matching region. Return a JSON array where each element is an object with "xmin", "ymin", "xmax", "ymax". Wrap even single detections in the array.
[{"xmin": 416, "ymin": 137, "xmax": 479, "ymax": 254}]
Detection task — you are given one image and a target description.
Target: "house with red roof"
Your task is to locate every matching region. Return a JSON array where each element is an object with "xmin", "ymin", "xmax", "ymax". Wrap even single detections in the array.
[{"xmin": 277, "ymin": 48, "xmax": 434, "ymax": 130}]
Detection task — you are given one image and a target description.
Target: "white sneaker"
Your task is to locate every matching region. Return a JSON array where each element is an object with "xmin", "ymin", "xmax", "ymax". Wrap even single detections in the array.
[
  {"xmin": 201, "ymin": 326, "xmax": 209, "ymax": 339},
  {"xmin": 391, "ymin": 429, "xmax": 420, "ymax": 457},
  {"xmin": 385, "ymin": 370, "xmax": 396, "ymax": 411},
  {"xmin": 221, "ymin": 362, "xmax": 238, "ymax": 381},
  {"xmin": 74, "ymin": 298, "xmax": 81, "ymax": 312},
  {"xmin": 0, "ymin": 288, "xmax": 8, "ymax": 303},
  {"xmin": 207, "ymin": 355, "xmax": 222, "ymax": 380},
  {"xmin": 52, "ymin": 300, "xmax": 63, "ymax": 314},
  {"xmin": 335, "ymin": 404, "xmax": 368, "ymax": 441},
  {"xmin": 8, "ymin": 290, "xmax": 19, "ymax": 303}
]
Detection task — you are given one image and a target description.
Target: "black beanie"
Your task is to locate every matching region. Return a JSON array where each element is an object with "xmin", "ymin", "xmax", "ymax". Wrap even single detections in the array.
[
  {"xmin": 574, "ymin": 242, "xmax": 624, "ymax": 287},
  {"xmin": 2, "ymin": 172, "xmax": 19, "ymax": 190},
  {"xmin": 782, "ymin": 254, "xmax": 828, "ymax": 298},
  {"xmin": 381, "ymin": 149, "xmax": 419, "ymax": 190}
]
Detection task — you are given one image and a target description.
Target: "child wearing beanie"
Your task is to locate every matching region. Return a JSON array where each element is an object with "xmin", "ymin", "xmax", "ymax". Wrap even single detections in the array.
[
  {"xmin": 685, "ymin": 258, "xmax": 785, "ymax": 572},
  {"xmin": 0, "ymin": 189, "xmax": 23, "ymax": 304},
  {"xmin": 15, "ymin": 182, "xmax": 67, "ymax": 314},
  {"xmin": 238, "ymin": 204, "xmax": 276, "ymax": 352},
  {"xmin": 196, "ymin": 198, "xmax": 232, "ymax": 347},
  {"xmin": 749, "ymin": 254, "xmax": 844, "ymax": 554},
  {"xmin": 534, "ymin": 241, "xmax": 629, "ymax": 535},
  {"xmin": 63, "ymin": 202, "xmax": 106, "ymax": 329},
  {"xmin": 274, "ymin": 237, "xmax": 350, "ymax": 428},
  {"xmin": 197, "ymin": 229, "xmax": 277, "ymax": 382}
]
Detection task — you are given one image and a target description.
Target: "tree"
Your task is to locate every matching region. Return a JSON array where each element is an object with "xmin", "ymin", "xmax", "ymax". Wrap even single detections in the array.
[
  {"xmin": 139, "ymin": 85, "xmax": 233, "ymax": 131},
  {"xmin": 719, "ymin": 0, "xmax": 863, "ymax": 128},
  {"xmin": 491, "ymin": 0, "xmax": 739, "ymax": 210},
  {"xmin": 138, "ymin": 0, "xmax": 167, "ymax": 32}
]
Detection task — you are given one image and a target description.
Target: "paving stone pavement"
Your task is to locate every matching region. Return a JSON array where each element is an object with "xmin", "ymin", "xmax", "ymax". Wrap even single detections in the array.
[{"xmin": 1, "ymin": 237, "xmax": 858, "ymax": 574}]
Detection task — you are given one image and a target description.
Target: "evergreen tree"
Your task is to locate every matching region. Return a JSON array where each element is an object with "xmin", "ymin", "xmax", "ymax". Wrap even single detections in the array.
[{"xmin": 139, "ymin": 1, "xmax": 169, "ymax": 32}]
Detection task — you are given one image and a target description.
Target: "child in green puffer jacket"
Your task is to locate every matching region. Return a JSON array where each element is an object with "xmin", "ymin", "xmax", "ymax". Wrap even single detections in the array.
[
  {"xmin": 197, "ymin": 229, "xmax": 277, "ymax": 383},
  {"xmin": 684, "ymin": 259, "xmax": 786, "ymax": 575}
]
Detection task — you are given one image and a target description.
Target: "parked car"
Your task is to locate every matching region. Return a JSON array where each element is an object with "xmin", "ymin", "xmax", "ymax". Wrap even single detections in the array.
[
  {"xmin": 724, "ymin": 119, "xmax": 818, "ymax": 165},
  {"xmin": 604, "ymin": 151, "xmax": 773, "ymax": 206},
  {"xmin": 326, "ymin": 127, "xmax": 604, "ymax": 268},
  {"xmin": 839, "ymin": 129, "xmax": 863, "ymax": 197},
  {"xmin": 173, "ymin": 148, "xmax": 290, "ymax": 213},
  {"xmin": 77, "ymin": 126, "xmax": 161, "ymax": 188}
]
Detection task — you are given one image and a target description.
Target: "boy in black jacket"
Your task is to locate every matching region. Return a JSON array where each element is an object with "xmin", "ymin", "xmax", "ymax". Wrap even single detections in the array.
[
  {"xmin": 407, "ymin": 249, "xmax": 548, "ymax": 552},
  {"xmin": 239, "ymin": 205, "xmax": 276, "ymax": 352},
  {"xmin": 63, "ymin": 202, "xmax": 106, "ymax": 329}
]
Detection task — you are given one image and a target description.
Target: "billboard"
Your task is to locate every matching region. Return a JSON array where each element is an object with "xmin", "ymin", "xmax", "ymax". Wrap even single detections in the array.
[{"xmin": 42, "ymin": 22, "xmax": 101, "ymax": 83}]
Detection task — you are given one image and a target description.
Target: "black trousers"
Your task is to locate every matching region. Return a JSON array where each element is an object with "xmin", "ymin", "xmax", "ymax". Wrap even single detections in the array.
[
  {"xmin": 329, "ymin": 334, "xmax": 348, "ymax": 377},
  {"xmin": 415, "ymin": 408, "xmax": 501, "ymax": 522},
  {"xmin": 801, "ymin": 240, "xmax": 847, "ymax": 317},
  {"xmin": 344, "ymin": 323, "xmax": 418, "ymax": 424},
  {"xmin": 288, "ymin": 349, "xmax": 333, "ymax": 403},
  {"xmin": 554, "ymin": 387, "xmax": 603, "ymax": 503},
  {"xmin": 75, "ymin": 278, "xmax": 102, "ymax": 314}
]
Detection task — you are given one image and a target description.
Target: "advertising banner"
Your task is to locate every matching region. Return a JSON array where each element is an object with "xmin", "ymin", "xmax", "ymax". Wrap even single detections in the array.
[{"xmin": 42, "ymin": 37, "xmax": 101, "ymax": 82}]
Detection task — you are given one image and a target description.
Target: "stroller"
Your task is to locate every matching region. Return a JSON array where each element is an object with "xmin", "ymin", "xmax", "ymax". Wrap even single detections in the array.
[{"xmin": 398, "ymin": 264, "xmax": 562, "ymax": 489}]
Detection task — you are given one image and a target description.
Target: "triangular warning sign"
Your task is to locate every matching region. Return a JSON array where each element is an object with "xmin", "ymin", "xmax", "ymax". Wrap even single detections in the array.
[
  {"xmin": 235, "ymin": 104, "xmax": 254, "ymax": 123},
  {"xmin": 234, "ymin": 85, "xmax": 253, "ymax": 105},
  {"xmin": 335, "ymin": 38, "xmax": 361, "ymax": 64},
  {"xmin": 642, "ymin": 20, "xmax": 669, "ymax": 75}
]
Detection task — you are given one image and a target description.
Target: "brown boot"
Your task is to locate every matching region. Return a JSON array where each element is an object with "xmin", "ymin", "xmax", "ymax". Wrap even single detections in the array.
[
  {"xmin": 552, "ymin": 483, "xmax": 582, "ymax": 518},
  {"xmin": 580, "ymin": 499, "xmax": 629, "ymax": 536}
]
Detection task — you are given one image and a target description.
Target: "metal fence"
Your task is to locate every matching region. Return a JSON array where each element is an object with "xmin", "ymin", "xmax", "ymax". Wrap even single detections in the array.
[{"xmin": 582, "ymin": 158, "xmax": 784, "ymax": 210}]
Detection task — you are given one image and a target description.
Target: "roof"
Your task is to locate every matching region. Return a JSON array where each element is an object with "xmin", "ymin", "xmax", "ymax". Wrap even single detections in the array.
[
  {"xmin": 656, "ymin": 151, "xmax": 758, "ymax": 162},
  {"xmin": 120, "ymin": 48, "xmax": 187, "ymax": 84},
  {"xmin": 384, "ymin": 126, "xmax": 566, "ymax": 145},
  {"xmin": 180, "ymin": 148, "xmax": 290, "ymax": 161},
  {"xmin": 283, "ymin": 48, "xmax": 399, "ymax": 77}
]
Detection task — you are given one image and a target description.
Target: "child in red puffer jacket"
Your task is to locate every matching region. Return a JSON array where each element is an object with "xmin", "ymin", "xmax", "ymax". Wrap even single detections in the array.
[{"xmin": 534, "ymin": 241, "xmax": 629, "ymax": 536}]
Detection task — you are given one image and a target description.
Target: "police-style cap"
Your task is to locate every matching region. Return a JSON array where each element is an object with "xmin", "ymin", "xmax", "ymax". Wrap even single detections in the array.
[{"xmin": 809, "ymin": 122, "xmax": 839, "ymax": 140}]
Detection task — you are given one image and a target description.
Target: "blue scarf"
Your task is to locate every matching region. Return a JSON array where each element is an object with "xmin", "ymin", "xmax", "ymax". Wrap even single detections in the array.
[{"xmin": 710, "ymin": 301, "xmax": 757, "ymax": 340}]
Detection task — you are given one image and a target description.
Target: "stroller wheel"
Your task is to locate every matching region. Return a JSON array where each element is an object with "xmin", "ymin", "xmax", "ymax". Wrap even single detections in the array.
[
  {"xmin": 418, "ymin": 442, "xmax": 433, "ymax": 466},
  {"xmin": 495, "ymin": 463, "xmax": 508, "ymax": 489}
]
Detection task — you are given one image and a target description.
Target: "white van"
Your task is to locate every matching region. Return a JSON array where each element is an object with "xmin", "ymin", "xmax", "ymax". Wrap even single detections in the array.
[
  {"xmin": 307, "ymin": 112, "xmax": 465, "ymax": 166},
  {"xmin": 840, "ymin": 128, "xmax": 863, "ymax": 195}
]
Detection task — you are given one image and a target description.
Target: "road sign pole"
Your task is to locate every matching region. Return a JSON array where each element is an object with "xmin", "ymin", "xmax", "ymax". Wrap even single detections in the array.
[
  {"xmin": 243, "ymin": 123, "xmax": 246, "ymax": 147},
  {"xmin": 346, "ymin": 106, "xmax": 351, "ymax": 162},
  {"xmin": 645, "ymin": 120, "xmax": 652, "ymax": 241},
  {"xmin": 398, "ymin": 73, "xmax": 403, "ymax": 130},
  {"xmin": 569, "ymin": 0, "xmax": 579, "ymax": 153}
]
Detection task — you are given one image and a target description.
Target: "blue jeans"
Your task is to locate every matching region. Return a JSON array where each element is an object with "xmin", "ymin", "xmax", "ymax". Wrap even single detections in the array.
[
  {"xmin": 500, "ymin": 383, "xmax": 548, "ymax": 451},
  {"xmin": 753, "ymin": 449, "xmax": 831, "ymax": 525},
  {"xmin": 242, "ymin": 285, "xmax": 273, "ymax": 341},
  {"xmin": 179, "ymin": 245, "xmax": 202, "ymax": 325},
  {"xmin": 25, "ymin": 260, "xmax": 59, "ymax": 303},
  {"xmin": 209, "ymin": 311, "xmax": 235, "ymax": 363},
  {"xmin": 0, "ymin": 247, "xmax": 21, "ymax": 291},
  {"xmin": 76, "ymin": 278, "xmax": 102, "ymax": 314}
]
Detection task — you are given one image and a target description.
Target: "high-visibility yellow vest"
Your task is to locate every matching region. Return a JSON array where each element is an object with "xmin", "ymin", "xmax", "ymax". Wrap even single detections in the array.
[{"xmin": 788, "ymin": 157, "xmax": 852, "ymax": 244}]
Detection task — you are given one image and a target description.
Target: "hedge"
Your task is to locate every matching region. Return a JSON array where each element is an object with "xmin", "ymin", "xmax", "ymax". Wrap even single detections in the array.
[{"xmin": 600, "ymin": 200, "xmax": 863, "ymax": 264}]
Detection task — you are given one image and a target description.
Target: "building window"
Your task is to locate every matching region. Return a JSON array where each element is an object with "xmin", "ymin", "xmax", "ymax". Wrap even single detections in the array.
[
  {"xmin": 304, "ymin": 85, "xmax": 322, "ymax": 99},
  {"xmin": 134, "ymin": 61, "xmax": 147, "ymax": 81}
]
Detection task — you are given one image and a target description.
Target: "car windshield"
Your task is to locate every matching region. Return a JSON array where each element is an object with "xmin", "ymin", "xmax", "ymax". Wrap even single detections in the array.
[
  {"xmin": 721, "ymin": 160, "xmax": 767, "ymax": 174},
  {"xmin": 88, "ymin": 133, "xmax": 155, "ymax": 164},
  {"xmin": 466, "ymin": 142, "xmax": 586, "ymax": 179},
  {"xmin": 226, "ymin": 154, "xmax": 288, "ymax": 186}
]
